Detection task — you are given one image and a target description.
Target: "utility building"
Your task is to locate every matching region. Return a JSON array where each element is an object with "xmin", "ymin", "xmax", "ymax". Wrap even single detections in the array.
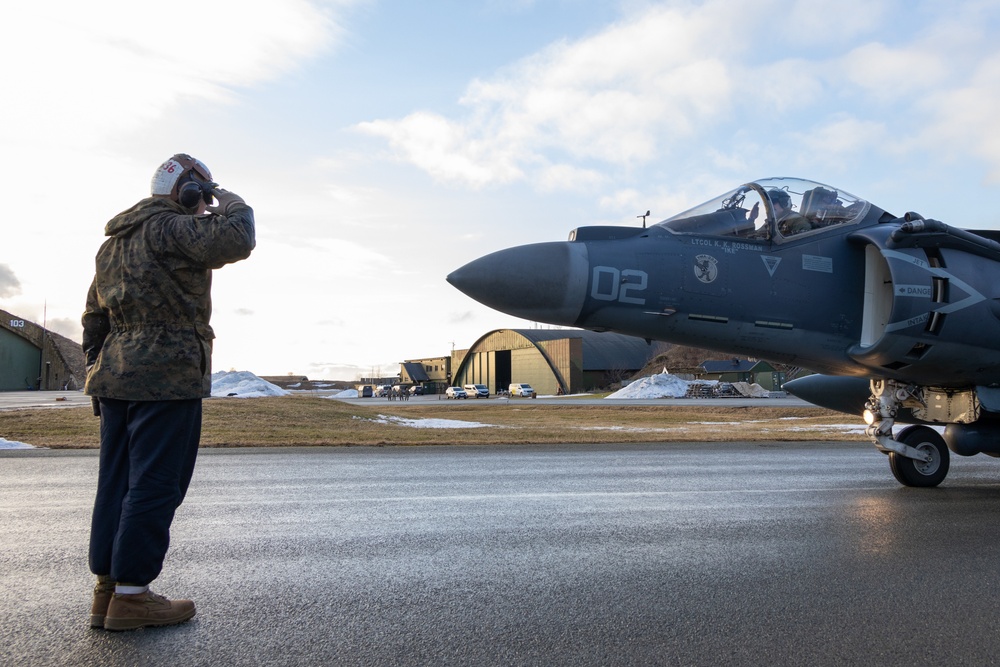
[
  {"xmin": 699, "ymin": 358, "xmax": 784, "ymax": 390},
  {"xmin": 451, "ymin": 329, "xmax": 652, "ymax": 396},
  {"xmin": 400, "ymin": 356, "xmax": 451, "ymax": 394},
  {"xmin": 1, "ymin": 309, "xmax": 86, "ymax": 391}
]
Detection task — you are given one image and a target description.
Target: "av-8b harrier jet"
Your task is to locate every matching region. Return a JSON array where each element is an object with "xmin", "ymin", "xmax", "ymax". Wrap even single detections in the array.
[{"xmin": 448, "ymin": 177, "xmax": 1000, "ymax": 487}]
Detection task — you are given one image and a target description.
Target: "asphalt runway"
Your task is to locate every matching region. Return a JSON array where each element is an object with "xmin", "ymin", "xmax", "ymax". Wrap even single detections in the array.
[{"xmin": 4, "ymin": 442, "xmax": 1000, "ymax": 666}]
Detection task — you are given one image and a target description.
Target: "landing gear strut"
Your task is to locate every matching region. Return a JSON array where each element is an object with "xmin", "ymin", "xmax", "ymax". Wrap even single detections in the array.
[{"xmin": 864, "ymin": 380, "xmax": 949, "ymax": 487}]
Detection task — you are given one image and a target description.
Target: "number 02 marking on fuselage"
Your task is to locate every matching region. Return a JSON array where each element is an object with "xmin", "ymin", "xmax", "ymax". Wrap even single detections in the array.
[{"xmin": 591, "ymin": 266, "xmax": 648, "ymax": 305}]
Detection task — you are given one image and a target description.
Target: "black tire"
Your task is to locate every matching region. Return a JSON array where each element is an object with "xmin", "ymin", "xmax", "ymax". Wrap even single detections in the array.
[{"xmin": 889, "ymin": 425, "xmax": 950, "ymax": 487}]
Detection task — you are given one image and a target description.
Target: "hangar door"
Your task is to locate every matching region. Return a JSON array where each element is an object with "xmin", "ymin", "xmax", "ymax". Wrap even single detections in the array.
[
  {"xmin": 0, "ymin": 327, "xmax": 41, "ymax": 390},
  {"xmin": 495, "ymin": 350, "xmax": 511, "ymax": 394}
]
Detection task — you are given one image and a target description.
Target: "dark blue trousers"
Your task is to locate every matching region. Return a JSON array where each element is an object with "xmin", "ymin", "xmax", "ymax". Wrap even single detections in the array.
[{"xmin": 89, "ymin": 398, "xmax": 202, "ymax": 586}]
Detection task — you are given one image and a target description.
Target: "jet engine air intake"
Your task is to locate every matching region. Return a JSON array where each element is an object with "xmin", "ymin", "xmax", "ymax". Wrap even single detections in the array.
[{"xmin": 850, "ymin": 242, "xmax": 970, "ymax": 379}]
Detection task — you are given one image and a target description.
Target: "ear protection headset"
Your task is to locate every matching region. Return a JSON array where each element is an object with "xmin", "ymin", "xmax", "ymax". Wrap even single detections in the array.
[
  {"xmin": 151, "ymin": 153, "xmax": 216, "ymax": 209},
  {"xmin": 177, "ymin": 177, "xmax": 217, "ymax": 208}
]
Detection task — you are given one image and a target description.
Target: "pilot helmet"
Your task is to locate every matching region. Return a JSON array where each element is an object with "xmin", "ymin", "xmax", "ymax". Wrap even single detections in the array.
[
  {"xmin": 768, "ymin": 189, "xmax": 791, "ymax": 208},
  {"xmin": 815, "ymin": 187, "xmax": 838, "ymax": 204}
]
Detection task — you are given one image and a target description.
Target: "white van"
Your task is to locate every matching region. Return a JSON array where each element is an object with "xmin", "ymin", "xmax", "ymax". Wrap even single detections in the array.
[
  {"xmin": 508, "ymin": 383, "xmax": 535, "ymax": 397},
  {"xmin": 464, "ymin": 383, "xmax": 489, "ymax": 398}
]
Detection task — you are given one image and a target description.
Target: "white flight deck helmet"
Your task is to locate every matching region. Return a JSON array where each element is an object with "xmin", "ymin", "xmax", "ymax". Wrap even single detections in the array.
[{"xmin": 150, "ymin": 153, "xmax": 216, "ymax": 209}]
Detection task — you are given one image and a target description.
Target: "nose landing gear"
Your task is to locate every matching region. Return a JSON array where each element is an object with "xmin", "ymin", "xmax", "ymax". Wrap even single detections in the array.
[
  {"xmin": 887, "ymin": 425, "xmax": 949, "ymax": 487},
  {"xmin": 865, "ymin": 380, "xmax": 950, "ymax": 487}
]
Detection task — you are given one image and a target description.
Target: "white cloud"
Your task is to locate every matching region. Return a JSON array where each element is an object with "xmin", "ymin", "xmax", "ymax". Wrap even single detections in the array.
[
  {"xmin": 358, "ymin": 112, "xmax": 526, "ymax": 187},
  {"xmin": 789, "ymin": 115, "xmax": 887, "ymax": 157},
  {"xmin": 358, "ymin": 3, "xmax": 740, "ymax": 189},
  {"xmin": 781, "ymin": 0, "xmax": 890, "ymax": 45},
  {"xmin": 0, "ymin": 265, "xmax": 21, "ymax": 299},
  {"xmin": 536, "ymin": 163, "xmax": 605, "ymax": 192},
  {"xmin": 840, "ymin": 42, "xmax": 948, "ymax": 102},
  {"xmin": 598, "ymin": 188, "xmax": 641, "ymax": 210},
  {"xmin": 0, "ymin": 1, "xmax": 339, "ymax": 152},
  {"xmin": 354, "ymin": 0, "xmax": 1000, "ymax": 198},
  {"xmin": 749, "ymin": 58, "xmax": 826, "ymax": 114},
  {"xmin": 913, "ymin": 54, "xmax": 1000, "ymax": 180}
]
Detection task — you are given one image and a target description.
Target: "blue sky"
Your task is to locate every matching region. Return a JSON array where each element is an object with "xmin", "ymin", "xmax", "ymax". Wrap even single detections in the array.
[{"xmin": 3, "ymin": 0, "xmax": 1000, "ymax": 380}]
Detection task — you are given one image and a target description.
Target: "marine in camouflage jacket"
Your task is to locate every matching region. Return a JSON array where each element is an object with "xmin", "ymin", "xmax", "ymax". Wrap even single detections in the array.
[{"xmin": 82, "ymin": 197, "xmax": 255, "ymax": 400}]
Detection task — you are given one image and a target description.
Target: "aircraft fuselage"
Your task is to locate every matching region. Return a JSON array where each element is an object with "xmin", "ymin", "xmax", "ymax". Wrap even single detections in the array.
[{"xmin": 448, "ymin": 177, "xmax": 1000, "ymax": 486}]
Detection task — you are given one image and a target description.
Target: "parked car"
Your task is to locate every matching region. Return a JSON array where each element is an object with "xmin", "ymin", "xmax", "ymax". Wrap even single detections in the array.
[
  {"xmin": 409, "ymin": 385, "xmax": 424, "ymax": 395},
  {"xmin": 464, "ymin": 383, "xmax": 489, "ymax": 398},
  {"xmin": 445, "ymin": 386, "xmax": 468, "ymax": 399},
  {"xmin": 509, "ymin": 383, "xmax": 535, "ymax": 397},
  {"xmin": 358, "ymin": 385, "xmax": 373, "ymax": 398}
]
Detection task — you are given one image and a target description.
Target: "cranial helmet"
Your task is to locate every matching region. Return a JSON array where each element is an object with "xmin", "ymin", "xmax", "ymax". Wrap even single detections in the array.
[
  {"xmin": 768, "ymin": 188, "xmax": 791, "ymax": 208},
  {"xmin": 151, "ymin": 154, "xmax": 215, "ymax": 207}
]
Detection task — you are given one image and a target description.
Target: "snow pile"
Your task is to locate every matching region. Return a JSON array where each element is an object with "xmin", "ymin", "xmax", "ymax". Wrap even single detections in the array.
[
  {"xmin": 606, "ymin": 373, "xmax": 695, "ymax": 399},
  {"xmin": 331, "ymin": 388, "xmax": 359, "ymax": 398},
  {"xmin": 211, "ymin": 371, "xmax": 290, "ymax": 398},
  {"xmin": 0, "ymin": 437, "xmax": 34, "ymax": 450},
  {"xmin": 606, "ymin": 372, "xmax": 776, "ymax": 400}
]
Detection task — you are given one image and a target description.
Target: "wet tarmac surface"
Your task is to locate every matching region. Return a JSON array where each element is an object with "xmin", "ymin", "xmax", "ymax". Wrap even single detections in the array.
[
  {"xmin": 0, "ymin": 390, "xmax": 93, "ymax": 411},
  {"xmin": 3, "ymin": 442, "xmax": 1000, "ymax": 666}
]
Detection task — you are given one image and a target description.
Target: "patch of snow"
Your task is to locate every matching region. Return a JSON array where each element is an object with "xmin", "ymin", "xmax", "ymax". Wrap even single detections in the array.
[
  {"xmin": 355, "ymin": 415, "xmax": 493, "ymax": 429},
  {"xmin": 210, "ymin": 371, "xmax": 290, "ymax": 398},
  {"xmin": 0, "ymin": 437, "xmax": 34, "ymax": 450},
  {"xmin": 576, "ymin": 425, "xmax": 690, "ymax": 433}
]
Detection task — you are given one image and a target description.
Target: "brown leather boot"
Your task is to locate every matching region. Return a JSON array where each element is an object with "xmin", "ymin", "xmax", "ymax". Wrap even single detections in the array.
[
  {"xmin": 90, "ymin": 576, "xmax": 116, "ymax": 628},
  {"xmin": 103, "ymin": 589, "xmax": 196, "ymax": 631}
]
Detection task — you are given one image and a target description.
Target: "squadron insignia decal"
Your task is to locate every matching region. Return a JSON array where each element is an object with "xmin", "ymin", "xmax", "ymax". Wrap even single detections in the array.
[{"xmin": 694, "ymin": 254, "xmax": 718, "ymax": 283}]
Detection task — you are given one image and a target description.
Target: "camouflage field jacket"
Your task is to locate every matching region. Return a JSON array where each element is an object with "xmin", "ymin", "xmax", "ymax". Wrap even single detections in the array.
[{"xmin": 82, "ymin": 197, "xmax": 255, "ymax": 400}]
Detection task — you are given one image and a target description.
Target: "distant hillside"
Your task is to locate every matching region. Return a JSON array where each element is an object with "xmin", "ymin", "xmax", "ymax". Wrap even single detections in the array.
[
  {"xmin": 633, "ymin": 344, "xmax": 719, "ymax": 378},
  {"xmin": 259, "ymin": 376, "xmax": 354, "ymax": 391},
  {"xmin": 633, "ymin": 345, "xmax": 798, "ymax": 379}
]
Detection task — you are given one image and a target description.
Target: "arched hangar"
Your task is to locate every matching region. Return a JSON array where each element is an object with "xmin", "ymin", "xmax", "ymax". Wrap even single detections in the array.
[
  {"xmin": 1, "ymin": 309, "xmax": 85, "ymax": 391},
  {"xmin": 452, "ymin": 328, "xmax": 652, "ymax": 396}
]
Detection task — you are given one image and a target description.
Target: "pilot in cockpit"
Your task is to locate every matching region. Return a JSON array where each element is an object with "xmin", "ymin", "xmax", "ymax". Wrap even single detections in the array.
[
  {"xmin": 769, "ymin": 189, "xmax": 812, "ymax": 236},
  {"xmin": 800, "ymin": 187, "xmax": 844, "ymax": 226}
]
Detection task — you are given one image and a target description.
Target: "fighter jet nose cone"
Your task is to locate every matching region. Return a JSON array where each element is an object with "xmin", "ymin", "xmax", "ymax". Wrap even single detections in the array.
[{"xmin": 447, "ymin": 242, "xmax": 589, "ymax": 326}]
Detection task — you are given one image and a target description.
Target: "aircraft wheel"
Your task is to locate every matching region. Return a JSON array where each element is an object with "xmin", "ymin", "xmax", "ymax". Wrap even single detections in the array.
[{"xmin": 888, "ymin": 425, "xmax": 949, "ymax": 487}]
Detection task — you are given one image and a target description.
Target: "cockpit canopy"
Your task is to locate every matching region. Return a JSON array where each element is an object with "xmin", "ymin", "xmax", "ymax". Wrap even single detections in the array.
[{"xmin": 655, "ymin": 177, "xmax": 871, "ymax": 241}]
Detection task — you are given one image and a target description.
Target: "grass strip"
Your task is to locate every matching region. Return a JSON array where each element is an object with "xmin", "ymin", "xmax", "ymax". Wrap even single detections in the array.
[{"xmin": 0, "ymin": 395, "xmax": 865, "ymax": 449}]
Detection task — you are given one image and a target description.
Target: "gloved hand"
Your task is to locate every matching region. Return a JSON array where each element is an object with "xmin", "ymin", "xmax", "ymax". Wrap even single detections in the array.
[{"xmin": 207, "ymin": 188, "xmax": 245, "ymax": 214}]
